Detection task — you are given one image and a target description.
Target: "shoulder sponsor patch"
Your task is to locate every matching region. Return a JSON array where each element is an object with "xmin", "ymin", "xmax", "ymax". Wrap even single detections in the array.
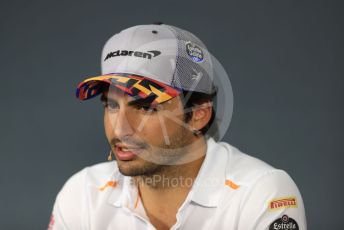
[
  {"xmin": 269, "ymin": 197, "xmax": 297, "ymax": 211},
  {"xmin": 269, "ymin": 215, "xmax": 299, "ymax": 230}
]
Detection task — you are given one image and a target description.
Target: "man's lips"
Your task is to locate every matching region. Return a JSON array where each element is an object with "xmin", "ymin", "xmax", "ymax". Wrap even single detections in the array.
[{"xmin": 114, "ymin": 145, "xmax": 144, "ymax": 161}]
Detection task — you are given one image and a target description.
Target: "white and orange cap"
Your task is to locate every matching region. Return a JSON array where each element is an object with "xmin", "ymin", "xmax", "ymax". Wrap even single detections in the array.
[{"xmin": 76, "ymin": 23, "xmax": 216, "ymax": 104}]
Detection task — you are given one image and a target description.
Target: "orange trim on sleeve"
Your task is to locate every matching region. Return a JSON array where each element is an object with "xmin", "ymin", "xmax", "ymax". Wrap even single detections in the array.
[
  {"xmin": 99, "ymin": 180, "xmax": 118, "ymax": 191},
  {"xmin": 225, "ymin": 179, "xmax": 240, "ymax": 190}
]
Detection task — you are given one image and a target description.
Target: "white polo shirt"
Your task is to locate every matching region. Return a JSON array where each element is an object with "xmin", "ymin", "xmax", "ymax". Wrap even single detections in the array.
[{"xmin": 49, "ymin": 138, "xmax": 307, "ymax": 230}]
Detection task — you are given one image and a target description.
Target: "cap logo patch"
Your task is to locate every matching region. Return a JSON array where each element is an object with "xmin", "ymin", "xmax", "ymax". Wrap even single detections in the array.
[
  {"xmin": 186, "ymin": 42, "xmax": 204, "ymax": 63},
  {"xmin": 104, "ymin": 50, "xmax": 161, "ymax": 61}
]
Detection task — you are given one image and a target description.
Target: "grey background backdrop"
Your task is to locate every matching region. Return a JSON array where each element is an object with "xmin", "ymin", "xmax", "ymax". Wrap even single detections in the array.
[{"xmin": 1, "ymin": 0, "xmax": 343, "ymax": 229}]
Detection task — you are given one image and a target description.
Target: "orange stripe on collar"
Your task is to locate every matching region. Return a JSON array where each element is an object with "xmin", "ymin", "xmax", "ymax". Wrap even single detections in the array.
[
  {"xmin": 99, "ymin": 180, "xmax": 118, "ymax": 191},
  {"xmin": 225, "ymin": 179, "xmax": 240, "ymax": 190}
]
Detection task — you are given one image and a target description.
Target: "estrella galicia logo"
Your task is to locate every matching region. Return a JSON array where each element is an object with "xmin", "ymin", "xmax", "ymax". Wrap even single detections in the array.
[
  {"xmin": 186, "ymin": 42, "xmax": 204, "ymax": 63},
  {"xmin": 269, "ymin": 215, "xmax": 299, "ymax": 230},
  {"xmin": 104, "ymin": 50, "xmax": 161, "ymax": 61}
]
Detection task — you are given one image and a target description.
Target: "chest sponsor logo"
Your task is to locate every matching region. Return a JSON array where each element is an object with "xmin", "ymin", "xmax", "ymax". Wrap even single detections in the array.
[
  {"xmin": 104, "ymin": 50, "xmax": 161, "ymax": 61},
  {"xmin": 269, "ymin": 215, "xmax": 299, "ymax": 230},
  {"xmin": 269, "ymin": 197, "xmax": 297, "ymax": 211}
]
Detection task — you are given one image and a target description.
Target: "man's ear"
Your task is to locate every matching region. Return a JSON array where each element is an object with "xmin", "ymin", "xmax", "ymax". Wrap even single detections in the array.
[{"xmin": 190, "ymin": 102, "xmax": 212, "ymax": 132}]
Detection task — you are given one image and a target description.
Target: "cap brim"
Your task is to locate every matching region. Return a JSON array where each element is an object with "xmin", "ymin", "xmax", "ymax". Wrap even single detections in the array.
[{"xmin": 76, "ymin": 73, "xmax": 181, "ymax": 104}]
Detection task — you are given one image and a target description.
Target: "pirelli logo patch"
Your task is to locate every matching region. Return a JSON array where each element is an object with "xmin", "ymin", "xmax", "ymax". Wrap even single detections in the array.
[{"xmin": 269, "ymin": 197, "xmax": 297, "ymax": 211}]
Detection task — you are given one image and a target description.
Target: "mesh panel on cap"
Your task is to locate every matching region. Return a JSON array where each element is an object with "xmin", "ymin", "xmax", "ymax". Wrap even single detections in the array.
[{"xmin": 166, "ymin": 25, "xmax": 215, "ymax": 94}]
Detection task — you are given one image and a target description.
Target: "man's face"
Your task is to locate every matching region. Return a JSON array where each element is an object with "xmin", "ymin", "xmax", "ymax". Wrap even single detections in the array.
[{"xmin": 102, "ymin": 87, "xmax": 198, "ymax": 176}]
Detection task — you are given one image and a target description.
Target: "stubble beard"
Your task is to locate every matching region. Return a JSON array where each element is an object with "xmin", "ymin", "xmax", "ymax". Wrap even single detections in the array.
[{"xmin": 116, "ymin": 127, "xmax": 196, "ymax": 178}]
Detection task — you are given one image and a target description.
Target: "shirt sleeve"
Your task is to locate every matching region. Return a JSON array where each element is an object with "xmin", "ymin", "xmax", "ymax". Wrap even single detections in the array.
[
  {"xmin": 48, "ymin": 169, "xmax": 87, "ymax": 230},
  {"xmin": 237, "ymin": 170, "xmax": 307, "ymax": 230}
]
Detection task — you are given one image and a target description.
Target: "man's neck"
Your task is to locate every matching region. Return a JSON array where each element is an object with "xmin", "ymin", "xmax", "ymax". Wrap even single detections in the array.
[
  {"xmin": 134, "ymin": 137, "xmax": 207, "ymax": 191},
  {"xmin": 133, "ymin": 137, "xmax": 208, "ymax": 230}
]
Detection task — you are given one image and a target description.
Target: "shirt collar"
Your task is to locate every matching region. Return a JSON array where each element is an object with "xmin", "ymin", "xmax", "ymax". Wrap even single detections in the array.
[
  {"xmin": 108, "ymin": 175, "xmax": 137, "ymax": 208},
  {"xmin": 188, "ymin": 137, "xmax": 228, "ymax": 208}
]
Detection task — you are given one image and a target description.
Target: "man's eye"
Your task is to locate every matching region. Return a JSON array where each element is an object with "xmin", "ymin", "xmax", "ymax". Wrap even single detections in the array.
[
  {"xmin": 136, "ymin": 105, "xmax": 158, "ymax": 112},
  {"xmin": 102, "ymin": 101, "xmax": 119, "ymax": 110}
]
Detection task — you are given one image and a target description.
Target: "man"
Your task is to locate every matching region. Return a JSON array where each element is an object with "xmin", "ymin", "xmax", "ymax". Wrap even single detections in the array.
[{"xmin": 49, "ymin": 23, "xmax": 306, "ymax": 230}]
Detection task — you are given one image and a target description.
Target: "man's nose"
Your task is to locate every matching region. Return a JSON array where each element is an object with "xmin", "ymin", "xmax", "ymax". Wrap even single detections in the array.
[{"xmin": 111, "ymin": 108, "xmax": 135, "ymax": 138}]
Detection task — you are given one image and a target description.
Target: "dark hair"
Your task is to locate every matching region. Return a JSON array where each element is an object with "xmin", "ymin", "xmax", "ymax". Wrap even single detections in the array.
[{"xmin": 180, "ymin": 90, "xmax": 217, "ymax": 136}]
